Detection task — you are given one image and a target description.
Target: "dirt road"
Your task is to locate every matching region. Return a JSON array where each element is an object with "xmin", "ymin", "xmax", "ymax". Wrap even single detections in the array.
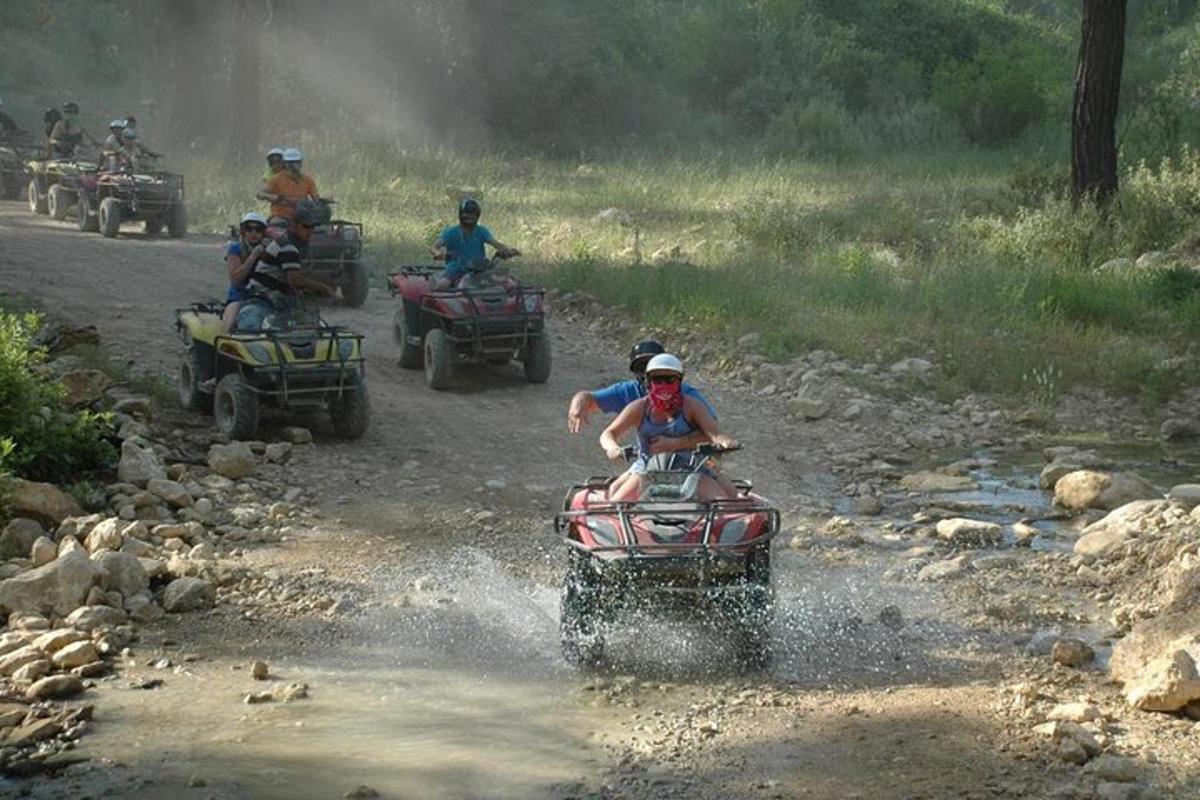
[{"xmin": 0, "ymin": 202, "xmax": 1186, "ymax": 800}]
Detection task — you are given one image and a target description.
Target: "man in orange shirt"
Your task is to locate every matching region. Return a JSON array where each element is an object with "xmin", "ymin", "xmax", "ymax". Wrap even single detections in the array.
[{"xmin": 257, "ymin": 147, "xmax": 318, "ymax": 223}]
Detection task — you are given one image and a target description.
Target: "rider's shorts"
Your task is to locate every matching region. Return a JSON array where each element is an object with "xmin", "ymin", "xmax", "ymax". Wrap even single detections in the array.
[{"xmin": 234, "ymin": 298, "xmax": 273, "ymax": 331}]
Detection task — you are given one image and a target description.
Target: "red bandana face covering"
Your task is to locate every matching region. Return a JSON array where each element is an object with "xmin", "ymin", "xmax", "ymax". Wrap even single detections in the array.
[{"xmin": 648, "ymin": 382, "xmax": 683, "ymax": 415}]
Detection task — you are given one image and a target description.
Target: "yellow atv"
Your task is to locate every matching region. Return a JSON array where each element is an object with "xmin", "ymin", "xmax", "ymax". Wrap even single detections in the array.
[{"xmin": 173, "ymin": 303, "xmax": 370, "ymax": 440}]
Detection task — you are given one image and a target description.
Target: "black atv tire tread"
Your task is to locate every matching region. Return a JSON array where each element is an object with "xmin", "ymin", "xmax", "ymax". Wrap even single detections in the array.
[
  {"xmin": 560, "ymin": 551, "xmax": 605, "ymax": 669},
  {"xmin": 77, "ymin": 193, "xmax": 98, "ymax": 232},
  {"xmin": 178, "ymin": 348, "xmax": 213, "ymax": 413},
  {"xmin": 28, "ymin": 180, "xmax": 46, "ymax": 214},
  {"xmin": 47, "ymin": 184, "xmax": 69, "ymax": 221},
  {"xmin": 330, "ymin": 376, "xmax": 371, "ymax": 439},
  {"xmin": 99, "ymin": 197, "xmax": 121, "ymax": 238},
  {"xmin": 214, "ymin": 373, "xmax": 259, "ymax": 440},
  {"xmin": 522, "ymin": 333, "xmax": 552, "ymax": 383},
  {"xmin": 341, "ymin": 261, "xmax": 369, "ymax": 308},
  {"xmin": 167, "ymin": 203, "xmax": 187, "ymax": 238},
  {"xmin": 393, "ymin": 308, "xmax": 423, "ymax": 369},
  {"xmin": 424, "ymin": 328, "xmax": 453, "ymax": 390}
]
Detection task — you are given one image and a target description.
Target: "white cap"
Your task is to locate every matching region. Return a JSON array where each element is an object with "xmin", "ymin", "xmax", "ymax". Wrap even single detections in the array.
[
  {"xmin": 282, "ymin": 147, "xmax": 303, "ymax": 162},
  {"xmin": 240, "ymin": 211, "xmax": 268, "ymax": 227},
  {"xmin": 645, "ymin": 353, "xmax": 684, "ymax": 376},
  {"xmin": 109, "ymin": 118, "xmax": 125, "ymax": 128},
  {"xmin": 267, "ymin": 147, "xmax": 284, "ymax": 158}
]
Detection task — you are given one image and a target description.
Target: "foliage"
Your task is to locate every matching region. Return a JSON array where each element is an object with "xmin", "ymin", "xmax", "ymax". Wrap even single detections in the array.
[{"xmin": 0, "ymin": 313, "xmax": 115, "ymax": 484}]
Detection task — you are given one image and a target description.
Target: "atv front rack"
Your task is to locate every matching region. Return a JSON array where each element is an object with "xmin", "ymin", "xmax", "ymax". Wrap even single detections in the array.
[{"xmin": 555, "ymin": 480, "xmax": 780, "ymax": 560}]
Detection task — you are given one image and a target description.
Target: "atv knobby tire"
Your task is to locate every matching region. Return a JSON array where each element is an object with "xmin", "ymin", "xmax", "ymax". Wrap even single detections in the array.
[
  {"xmin": 28, "ymin": 180, "xmax": 46, "ymax": 214},
  {"xmin": 214, "ymin": 373, "xmax": 259, "ymax": 440},
  {"xmin": 167, "ymin": 203, "xmax": 187, "ymax": 238},
  {"xmin": 77, "ymin": 193, "xmax": 98, "ymax": 232},
  {"xmin": 393, "ymin": 308, "xmax": 423, "ymax": 369},
  {"xmin": 522, "ymin": 333, "xmax": 552, "ymax": 383},
  {"xmin": 733, "ymin": 547, "xmax": 774, "ymax": 671},
  {"xmin": 340, "ymin": 261, "xmax": 369, "ymax": 308},
  {"xmin": 329, "ymin": 375, "xmax": 371, "ymax": 439},
  {"xmin": 178, "ymin": 347, "xmax": 213, "ymax": 413},
  {"xmin": 47, "ymin": 184, "xmax": 69, "ymax": 221},
  {"xmin": 423, "ymin": 328, "xmax": 453, "ymax": 390},
  {"xmin": 560, "ymin": 551, "xmax": 605, "ymax": 669},
  {"xmin": 98, "ymin": 197, "xmax": 121, "ymax": 238}
]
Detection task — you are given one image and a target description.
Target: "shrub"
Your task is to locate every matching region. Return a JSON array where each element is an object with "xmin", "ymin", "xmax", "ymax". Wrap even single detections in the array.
[{"xmin": 0, "ymin": 312, "xmax": 115, "ymax": 484}]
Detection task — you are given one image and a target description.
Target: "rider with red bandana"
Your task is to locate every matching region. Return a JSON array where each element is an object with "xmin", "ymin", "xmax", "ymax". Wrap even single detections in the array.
[
  {"xmin": 567, "ymin": 339, "xmax": 716, "ymax": 434},
  {"xmin": 600, "ymin": 354, "xmax": 738, "ymax": 502}
]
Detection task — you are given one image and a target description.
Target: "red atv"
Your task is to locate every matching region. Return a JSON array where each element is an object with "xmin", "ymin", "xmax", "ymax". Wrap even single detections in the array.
[
  {"xmin": 555, "ymin": 444, "xmax": 779, "ymax": 670},
  {"xmin": 80, "ymin": 156, "xmax": 186, "ymax": 237},
  {"xmin": 387, "ymin": 255, "xmax": 551, "ymax": 390}
]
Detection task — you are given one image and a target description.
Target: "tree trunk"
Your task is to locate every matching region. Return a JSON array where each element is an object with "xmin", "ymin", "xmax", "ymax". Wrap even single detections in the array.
[{"xmin": 1071, "ymin": 0, "xmax": 1127, "ymax": 203}]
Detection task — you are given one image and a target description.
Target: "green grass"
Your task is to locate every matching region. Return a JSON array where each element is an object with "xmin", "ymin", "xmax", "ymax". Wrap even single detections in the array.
[{"xmin": 182, "ymin": 144, "xmax": 1200, "ymax": 404}]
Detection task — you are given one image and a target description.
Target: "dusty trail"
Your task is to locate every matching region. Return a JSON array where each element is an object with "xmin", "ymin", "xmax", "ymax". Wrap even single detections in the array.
[{"xmin": 0, "ymin": 202, "xmax": 1095, "ymax": 799}]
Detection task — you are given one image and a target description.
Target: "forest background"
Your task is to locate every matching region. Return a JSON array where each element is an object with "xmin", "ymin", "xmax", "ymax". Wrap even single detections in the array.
[{"xmin": 2, "ymin": 0, "xmax": 1200, "ymax": 402}]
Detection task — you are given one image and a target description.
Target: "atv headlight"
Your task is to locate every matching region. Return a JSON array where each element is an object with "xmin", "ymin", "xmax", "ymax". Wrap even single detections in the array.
[
  {"xmin": 244, "ymin": 343, "xmax": 274, "ymax": 363},
  {"xmin": 523, "ymin": 294, "xmax": 540, "ymax": 313},
  {"xmin": 718, "ymin": 517, "xmax": 749, "ymax": 545}
]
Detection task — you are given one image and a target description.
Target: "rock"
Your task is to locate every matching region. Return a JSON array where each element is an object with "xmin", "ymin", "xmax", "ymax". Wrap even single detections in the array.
[
  {"xmin": 29, "ymin": 536, "xmax": 56, "ymax": 567},
  {"xmin": 117, "ymin": 439, "xmax": 167, "ymax": 486},
  {"xmin": 789, "ymin": 397, "xmax": 829, "ymax": 420},
  {"xmin": 1, "ymin": 519, "xmax": 45, "ymax": 559},
  {"xmin": 1012, "ymin": 522, "xmax": 1039, "ymax": 547},
  {"xmin": 1056, "ymin": 736, "xmax": 1089, "ymax": 765},
  {"xmin": 152, "ymin": 523, "xmax": 190, "ymax": 540},
  {"xmin": 56, "ymin": 513, "xmax": 105, "ymax": 540},
  {"xmin": 83, "ymin": 518, "xmax": 124, "ymax": 553},
  {"xmin": 60, "ymin": 369, "xmax": 111, "ymax": 406},
  {"xmin": 119, "ymin": 537, "xmax": 154, "ymax": 558},
  {"xmin": 918, "ymin": 557, "xmax": 970, "ymax": 582},
  {"xmin": 877, "ymin": 605, "xmax": 904, "ymax": 629},
  {"xmin": 162, "ymin": 577, "xmax": 216, "ymax": 612},
  {"xmin": 1047, "ymin": 702, "xmax": 1101, "ymax": 723},
  {"xmin": 0, "ymin": 646, "xmax": 45, "ymax": 676},
  {"xmin": 1088, "ymin": 755, "xmax": 1138, "ymax": 783},
  {"xmin": 113, "ymin": 396, "xmax": 151, "ymax": 419},
  {"xmin": 1166, "ymin": 483, "xmax": 1200, "ymax": 509},
  {"xmin": 854, "ymin": 495, "xmax": 883, "ymax": 516},
  {"xmin": 736, "ymin": 332, "xmax": 760, "ymax": 349},
  {"xmin": 1116, "ymin": 643, "xmax": 1200, "ymax": 712},
  {"xmin": 251, "ymin": 660, "xmax": 269, "ymax": 680},
  {"xmin": 0, "ymin": 551, "xmax": 103, "ymax": 616},
  {"xmin": 11, "ymin": 659, "xmax": 51, "ymax": 683},
  {"xmin": 1052, "ymin": 638, "xmax": 1095, "ymax": 668},
  {"xmin": 6, "ymin": 478, "xmax": 82, "ymax": 525},
  {"xmin": 889, "ymin": 357, "xmax": 933, "ymax": 376},
  {"xmin": 1033, "ymin": 720, "xmax": 1101, "ymax": 757},
  {"xmin": 25, "ymin": 674, "xmax": 83, "ymax": 701},
  {"xmin": 1040, "ymin": 462, "xmax": 1083, "ymax": 491},
  {"xmin": 146, "ymin": 478, "xmax": 192, "ymax": 509},
  {"xmin": 125, "ymin": 593, "xmax": 163, "ymax": 623},
  {"xmin": 280, "ymin": 426, "xmax": 313, "ymax": 445},
  {"xmin": 972, "ymin": 553, "xmax": 1017, "ymax": 571},
  {"xmin": 31, "ymin": 628, "xmax": 87, "ymax": 655},
  {"xmin": 207, "ymin": 443, "xmax": 256, "ymax": 479},
  {"xmin": 1074, "ymin": 501, "xmax": 1170, "ymax": 558},
  {"xmin": 935, "ymin": 518, "xmax": 1002, "ymax": 547},
  {"xmin": 1161, "ymin": 417, "xmax": 1200, "ymax": 440},
  {"xmin": 85, "ymin": 585, "xmax": 107, "ymax": 606},
  {"xmin": 50, "ymin": 640, "xmax": 100, "ymax": 669},
  {"xmin": 1054, "ymin": 470, "xmax": 1157, "ymax": 512},
  {"xmin": 93, "ymin": 551, "xmax": 149, "ymax": 597},
  {"xmin": 64, "ymin": 604, "xmax": 128, "ymax": 631},
  {"xmin": 5, "ymin": 716, "xmax": 64, "ymax": 746},
  {"xmin": 264, "ymin": 442, "xmax": 292, "ymax": 463},
  {"xmin": 57, "ymin": 535, "xmax": 84, "ymax": 558},
  {"xmin": 189, "ymin": 542, "xmax": 215, "ymax": 561},
  {"xmin": 899, "ymin": 471, "xmax": 978, "ymax": 493},
  {"xmin": 9, "ymin": 613, "xmax": 49, "ymax": 632}
]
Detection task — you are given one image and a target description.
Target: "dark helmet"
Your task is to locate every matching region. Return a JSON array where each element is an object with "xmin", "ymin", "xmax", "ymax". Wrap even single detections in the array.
[
  {"xmin": 458, "ymin": 197, "xmax": 481, "ymax": 222},
  {"xmin": 61, "ymin": 101, "xmax": 78, "ymax": 114},
  {"xmin": 628, "ymin": 339, "xmax": 665, "ymax": 373},
  {"xmin": 293, "ymin": 198, "xmax": 324, "ymax": 227}
]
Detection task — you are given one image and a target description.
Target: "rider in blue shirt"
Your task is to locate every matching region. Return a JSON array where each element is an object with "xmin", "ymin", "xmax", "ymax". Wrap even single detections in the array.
[
  {"xmin": 568, "ymin": 339, "xmax": 717, "ymax": 434},
  {"xmin": 430, "ymin": 198, "xmax": 519, "ymax": 288}
]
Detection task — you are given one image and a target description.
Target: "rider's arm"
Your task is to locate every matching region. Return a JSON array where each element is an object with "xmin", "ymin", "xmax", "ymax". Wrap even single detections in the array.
[
  {"xmin": 430, "ymin": 233, "xmax": 448, "ymax": 260},
  {"xmin": 227, "ymin": 245, "xmax": 262, "ymax": 284},
  {"xmin": 600, "ymin": 400, "xmax": 642, "ymax": 461},
  {"xmin": 567, "ymin": 391, "xmax": 601, "ymax": 433},
  {"xmin": 687, "ymin": 397, "xmax": 737, "ymax": 449},
  {"xmin": 286, "ymin": 270, "xmax": 336, "ymax": 298}
]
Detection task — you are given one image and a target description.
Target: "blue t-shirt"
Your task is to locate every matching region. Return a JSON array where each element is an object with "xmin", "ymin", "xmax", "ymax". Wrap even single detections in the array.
[
  {"xmin": 225, "ymin": 240, "xmax": 249, "ymax": 302},
  {"xmin": 592, "ymin": 379, "xmax": 717, "ymax": 419},
  {"xmin": 437, "ymin": 223, "xmax": 495, "ymax": 279}
]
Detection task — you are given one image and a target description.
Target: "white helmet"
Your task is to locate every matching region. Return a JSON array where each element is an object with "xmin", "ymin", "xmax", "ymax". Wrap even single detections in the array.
[
  {"xmin": 109, "ymin": 118, "xmax": 126, "ymax": 129},
  {"xmin": 282, "ymin": 147, "xmax": 303, "ymax": 162},
  {"xmin": 267, "ymin": 147, "xmax": 284, "ymax": 158},
  {"xmin": 239, "ymin": 211, "xmax": 268, "ymax": 228},
  {"xmin": 645, "ymin": 353, "xmax": 684, "ymax": 376}
]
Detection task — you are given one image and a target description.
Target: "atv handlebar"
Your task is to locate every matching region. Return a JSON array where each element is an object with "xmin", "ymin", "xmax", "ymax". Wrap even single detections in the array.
[{"xmin": 619, "ymin": 442, "xmax": 741, "ymax": 463}]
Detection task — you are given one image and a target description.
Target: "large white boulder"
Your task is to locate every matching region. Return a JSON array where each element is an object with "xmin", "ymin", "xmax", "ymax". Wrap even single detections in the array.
[
  {"xmin": 5, "ymin": 479, "xmax": 82, "ymax": 525},
  {"xmin": 117, "ymin": 439, "xmax": 166, "ymax": 486},
  {"xmin": 0, "ymin": 552, "xmax": 103, "ymax": 616},
  {"xmin": 207, "ymin": 443, "xmax": 256, "ymax": 479},
  {"xmin": 1054, "ymin": 470, "xmax": 1157, "ymax": 512}
]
